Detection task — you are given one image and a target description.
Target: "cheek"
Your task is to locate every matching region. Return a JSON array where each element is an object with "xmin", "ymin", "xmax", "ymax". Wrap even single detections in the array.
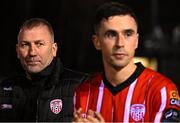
[
  {"xmin": 17, "ymin": 49, "xmax": 27, "ymax": 58},
  {"xmin": 127, "ymin": 40, "xmax": 137, "ymax": 49},
  {"xmin": 127, "ymin": 44, "xmax": 136, "ymax": 55},
  {"xmin": 41, "ymin": 48, "xmax": 54, "ymax": 59},
  {"xmin": 101, "ymin": 44, "xmax": 112, "ymax": 57}
]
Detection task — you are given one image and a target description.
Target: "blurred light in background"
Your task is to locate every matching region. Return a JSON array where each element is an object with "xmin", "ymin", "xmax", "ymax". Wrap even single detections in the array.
[{"xmin": 134, "ymin": 57, "xmax": 158, "ymax": 71}]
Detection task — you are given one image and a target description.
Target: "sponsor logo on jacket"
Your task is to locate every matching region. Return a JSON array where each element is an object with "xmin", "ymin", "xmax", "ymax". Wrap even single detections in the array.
[
  {"xmin": 0, "ymin": 104, "xmax": 13, "ymax": 109},
  {"xmin": 170, "ymin": 90, "xmax": 180, "ymax": 100},
  {"xmin": 170, "ymin": 90, "xmax": 180, "ymax": 107}
]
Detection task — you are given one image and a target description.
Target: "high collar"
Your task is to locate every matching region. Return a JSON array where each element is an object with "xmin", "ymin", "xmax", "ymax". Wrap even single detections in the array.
[
  {"xmin": 29, "ymin": 58, "xmax": 57, "ymax": 81},
  {"xmin": 24, "ymin": 57, "xmax": 64, "ymax": 88}
]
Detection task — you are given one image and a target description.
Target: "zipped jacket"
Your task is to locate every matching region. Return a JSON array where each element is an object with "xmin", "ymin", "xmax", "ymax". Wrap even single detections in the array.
[{"xmin": 0, "ymin": 58, "xmax": 88, "ymax": 122}]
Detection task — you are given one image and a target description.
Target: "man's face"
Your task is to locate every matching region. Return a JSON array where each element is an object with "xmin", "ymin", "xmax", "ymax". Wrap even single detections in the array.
[
  {"xmin": 16, "ymin": 25, "xmax": 57, "ymax": 73},
  {"xmin": 93, "ymin": 15, "xmax": 139, "ymax": 69}
]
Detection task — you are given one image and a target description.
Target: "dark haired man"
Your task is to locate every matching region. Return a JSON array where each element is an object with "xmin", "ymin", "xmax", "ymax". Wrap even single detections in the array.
[{"xmin": 73, "ymin": 2, "xmax": 180, "ymax": 122}]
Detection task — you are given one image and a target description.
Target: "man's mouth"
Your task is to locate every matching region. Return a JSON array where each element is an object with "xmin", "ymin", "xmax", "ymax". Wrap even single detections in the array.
[
  {"xmin": 26, "ymin": 61, "xmax": 40, "ymax": 65},
  {"xmin": 113, "ymin": 53, "xmax": 127, "ymax": 59}
]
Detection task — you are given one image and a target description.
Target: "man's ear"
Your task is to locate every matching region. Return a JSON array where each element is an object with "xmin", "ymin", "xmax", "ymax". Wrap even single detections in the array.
[
  {"xmin": 52, "ymin": 42, "xmax": 58, "ymax": 57},
  {"xmin": 92, "ymin": 35, "xmax": 101, "ymax": 50},
  {"xmin": 135, "ymin": 33, "xmax": 139, "ymax": 49}
]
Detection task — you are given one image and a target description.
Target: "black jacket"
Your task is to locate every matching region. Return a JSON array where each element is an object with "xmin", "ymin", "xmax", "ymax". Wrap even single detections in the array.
[{"xmin": 0, "ymin": 58, "xmax": 88, "ymax": 122}]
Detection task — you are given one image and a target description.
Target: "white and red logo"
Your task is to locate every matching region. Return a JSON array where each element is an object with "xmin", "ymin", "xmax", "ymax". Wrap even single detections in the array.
[
  {"xmin": 50, "ymin": 99, "xmax": 62, "ymax": 114},
  {"xmin": 130, "ymin": 104, "xmax": 145, "ymax": 121}
]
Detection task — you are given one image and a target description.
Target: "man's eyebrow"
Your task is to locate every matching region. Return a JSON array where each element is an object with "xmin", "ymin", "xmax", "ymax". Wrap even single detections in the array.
[
  {"xmin": 19, "ymin": 40, "xmax": 29, "ymax": 43},
  {"xmin": 34, "ymin": 40, "xmax": 44, "ymax": 42},
  {"xmin": 104, "ymin": 29, "xmax": 118, "ymax": 34},
  {"xmin": 123, "ymin": 29, "xmax": 136, "ymax": 33},
  {"xmin": 106, "ymin": 29, "xmax": 117, "ymax": 32}
]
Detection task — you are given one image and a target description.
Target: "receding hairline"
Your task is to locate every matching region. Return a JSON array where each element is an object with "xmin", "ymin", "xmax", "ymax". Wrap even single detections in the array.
[{"xmin": 17, "ymin": 18, "xmax": 55, "ymax": 43}]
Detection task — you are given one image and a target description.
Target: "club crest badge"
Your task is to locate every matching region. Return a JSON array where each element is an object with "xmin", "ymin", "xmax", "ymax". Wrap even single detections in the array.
[
  {"xmin": 130, "ymin": 104, "xmax": 145, "ymax": 121},
  {"xmin": 50, "ymin": 99, "xmax": 62, "ymax": 114}
]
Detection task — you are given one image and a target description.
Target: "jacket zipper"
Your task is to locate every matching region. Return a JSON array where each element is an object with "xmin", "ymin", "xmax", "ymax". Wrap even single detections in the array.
[{"xmin": 36, "ymin": 99, "xmax": 38, "ymax": 122}]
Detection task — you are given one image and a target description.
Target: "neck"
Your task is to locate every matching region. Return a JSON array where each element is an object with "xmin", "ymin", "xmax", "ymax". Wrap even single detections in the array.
[{"xmin": 104, "ymin": 61, "xmax": 137, "ymax": 87}]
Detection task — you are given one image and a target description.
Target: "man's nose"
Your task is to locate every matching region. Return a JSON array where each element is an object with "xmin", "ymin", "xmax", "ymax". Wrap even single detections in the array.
[
  {"xmin": 115, "ymin": 34, "xmax": 125, "ymax": 47},
  {"xmin": 29, "ymin": 44, "xmax": 37, "ymax": 56}
]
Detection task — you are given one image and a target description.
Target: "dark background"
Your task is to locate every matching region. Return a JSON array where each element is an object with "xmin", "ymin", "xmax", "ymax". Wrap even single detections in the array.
[{"xmin": 0, "ymin": 0, "xmax": 180, "ymax": 89}]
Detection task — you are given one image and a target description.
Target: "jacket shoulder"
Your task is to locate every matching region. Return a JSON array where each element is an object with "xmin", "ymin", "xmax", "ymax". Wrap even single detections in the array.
[
  {"xmin": 62, "ymin": 68, "xmax": 89, "ymax": 82},
  {"xmin": 77, "ymin": 72, "xmax": 102, "ymax": 89},
  {"xmin": 0, "ymin": 74, "xmax": 25, "ymax": 86}
]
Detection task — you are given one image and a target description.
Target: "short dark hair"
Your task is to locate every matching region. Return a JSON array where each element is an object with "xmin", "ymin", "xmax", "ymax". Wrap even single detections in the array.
[
  {"xmin": 17, "ymin": 18, "xmax": 54, "ymax": 42},
  {"xmin": 94, "ymin": 2, "xmax": 138, "ymax": 33}
]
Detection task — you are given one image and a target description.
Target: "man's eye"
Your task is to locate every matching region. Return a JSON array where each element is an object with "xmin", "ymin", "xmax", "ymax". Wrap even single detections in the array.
[
  {"xmin": 125, "ymin": 32, "xmax": 133, "ymax": 37},
  {"xmin": 20, "ymin": 43, "xmax": 29, "ymax": 47},
  {"xmin": 105, "ymin": 31, "xmax": 117, "ymax": 38},
  {"xmin": 36, "ymin": 42, "xmax": 44, "ymax": 47},
  {"xmin": 124, "ymin": 30, "xmax": 135, "ymax": 38}
]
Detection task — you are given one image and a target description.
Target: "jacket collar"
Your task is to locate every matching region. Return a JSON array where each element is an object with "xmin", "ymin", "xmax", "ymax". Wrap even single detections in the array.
[
  {"xmin": 43, "ymin": 57, "xmax": 64, "ymax": 89},
  {"xmin": 21, "ymin": 57, "xmax": 64, "ymax": 88}
]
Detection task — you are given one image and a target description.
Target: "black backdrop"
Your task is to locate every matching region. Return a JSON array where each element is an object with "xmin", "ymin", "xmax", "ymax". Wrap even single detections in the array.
[{"xmin": 0, "ymin": 0, "xmax": 180, "ymax": 89}]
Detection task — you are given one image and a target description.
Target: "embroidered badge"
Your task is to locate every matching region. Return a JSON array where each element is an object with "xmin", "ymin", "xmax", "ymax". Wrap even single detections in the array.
[
  {"xmin": 130, "ymin": 104, "xmax": 145, "ymax": 121},
  {"xmin": 50, "ymin": 99, "xmax": 62, "ymax": 114}
]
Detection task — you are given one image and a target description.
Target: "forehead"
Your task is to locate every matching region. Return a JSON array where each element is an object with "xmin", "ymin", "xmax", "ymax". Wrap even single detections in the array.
[
  {"xmin": 19, "ymin": 25, "xmax": 52, "ymax": 41},
  {"xmin": 100, "ymin": 15, "xmax": 137, "ymax": 32}
]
